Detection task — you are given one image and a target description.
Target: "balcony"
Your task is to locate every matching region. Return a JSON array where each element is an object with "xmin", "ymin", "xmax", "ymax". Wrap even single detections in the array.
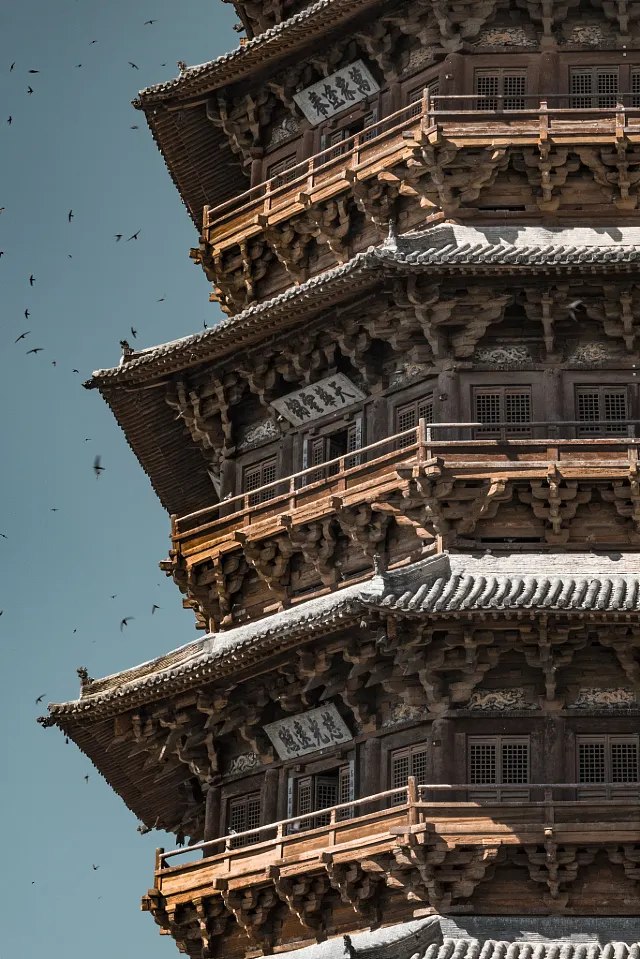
[
  {"xmin": 202, "ymin": 94, "xmax": 640, "ymax": 256},
  {"xmin": 170, "ymin": 422, "xmax": 640, "ymax": 584},
  {"xmin": 143, "ymin": 781, "xmax": 640, "ymax": 950}
]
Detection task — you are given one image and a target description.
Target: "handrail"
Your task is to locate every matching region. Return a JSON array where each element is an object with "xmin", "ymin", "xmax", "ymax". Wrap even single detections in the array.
[
  {"xmin": 174, "ymin": 419, "xmax": 640, "ymax": 532},
  {"xmin": 158, "ymin": 779, "xmax": 640, "ymax": 868},
  {"xmin": 204, "ymin": 92, "xmax": 640, "ymax": 234}
]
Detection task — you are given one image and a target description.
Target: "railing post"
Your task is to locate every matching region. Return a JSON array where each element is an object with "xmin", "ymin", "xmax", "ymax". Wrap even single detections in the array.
[
  {"xmin": 155, "ymin": 847, "xmax": 165, "ymax": 875},
  {"xmin": 417, "ymin": 419, "xmax": 425, "ymax": 465},
  {"xmin": 421, "ymin": 87, "xmax": 429, "ymax": 134},
  {"xmin": 616, "ymin": 95, "xmax": 625, "ymax": 140},
  {"xmin": 307, "ymin": 155, "xmax": 314, "ymax": 192},
  {"xmin": 539, "ymin": 99, "xmax": 549, "ymax": 142},
  {"xmin": 352, "ymin": 133, "xmax": 360, "ymax": 168},
  {"xmin": 407, "ymin": 776, "xmax": 418, "ymax": 826},
  {"xmin": 264, "ymin": 176, "xmax": 272, "ymax": 216}
]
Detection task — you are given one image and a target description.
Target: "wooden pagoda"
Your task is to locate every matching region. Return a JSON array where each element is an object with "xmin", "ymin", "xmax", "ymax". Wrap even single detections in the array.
[{"xmin": 42, "ymin": 0, "xmax": 640, "ymax": 956}]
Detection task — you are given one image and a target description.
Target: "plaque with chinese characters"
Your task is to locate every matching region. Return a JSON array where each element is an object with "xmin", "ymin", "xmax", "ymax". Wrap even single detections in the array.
[
  {"xmin": 264, "ymin": 704, "xmax": 352, "ymax": 760},
  {"xmin": 271, "ymin": 373, "xmax": 366, "ymax": 426},
  {"xmin": 293, "ymin": 60, "xmax": 380, "ymax": 126}
]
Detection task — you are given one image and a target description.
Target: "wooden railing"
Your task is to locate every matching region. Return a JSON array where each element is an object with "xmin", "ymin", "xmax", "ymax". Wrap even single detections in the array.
[
  {"xmin": 172, "ymin": 421, "xmax": 640, "ymax": 542},
  {"xmin": 203, "ymin": 92, "xmax": 640, "ymax": 249},
  {"xmin": 156, "ymin": 779, "xmax": 640, "ymax": 874}
]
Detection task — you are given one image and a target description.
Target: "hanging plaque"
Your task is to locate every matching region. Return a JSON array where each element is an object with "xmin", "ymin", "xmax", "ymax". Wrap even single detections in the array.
[
  {"xmin": 293, "ymin": 60, "xmax": 380, "ymax": 125},
  {"xmin": 264, "ymin": 703, "xmax": 352, "ymax": 760},
  {"xmin": 271, "ymin": 373, "xmax": 366, "ymax": 427}
]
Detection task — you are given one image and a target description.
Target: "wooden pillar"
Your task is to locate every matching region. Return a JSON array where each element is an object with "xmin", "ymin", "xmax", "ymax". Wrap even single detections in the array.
[
  {"xmin": 204, "ymin": 782, "xmax": 222, "ymax": 843},
  {"xmin": 262, "ymin": 766, "xmax": 279, "ymax": 825},
  {"xmin": 279, "ymin": 429, "xmax": 294, "ymax": 478},
  {"xmin": 361, "ymin": 737, "xmax": 382, "ymax": 813},
  {"xmin": 431, "ymin": 718, "xmax": 454, "ymax": 784},
  {"xmin": 302, "ymin": 127, "xmax": 315, "ymax": 159},
  {"xmin": 220, "ymin": 456, "xmax": 235, "ymax": 500},
  {"xmin": 437, "ymin": 369, "xmax": 460, "ymax": 440},
  {"xmin": 542, "ymin": 368, "xmax": 563, "ymax": 438},
  {"xmin": 538, "ymin": 51, "xmax": 559, "ymax": 96},
  {"xmin": 543, "ymin": 718, "xmax": 565, "ymax": 784}
]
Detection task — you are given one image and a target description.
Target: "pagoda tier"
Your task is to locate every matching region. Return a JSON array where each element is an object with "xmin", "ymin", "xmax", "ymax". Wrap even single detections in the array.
[
  {"xmin": 135, "ymin": 0, "xmax": 640, "ymax": 314},
  {"xmin": 44, "ymin": 552, "xmax": 640, "ymax": 956}
]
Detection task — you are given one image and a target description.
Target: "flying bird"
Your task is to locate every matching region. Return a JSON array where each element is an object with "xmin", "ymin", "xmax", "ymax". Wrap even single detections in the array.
[
  {"xmin": 10, "ymin": 62, "xmax": 15, "ymax": 71},
  {"xmin": 120, "ymin": 616, "xmax": 134, "ymax": 631},
  {"xmin": 35, "ymin": 694, "xmax": 46, "ymax": 704},
  {"xmin": 92, "ymin": 864, "xmax": 99, "ymax": 871},
  {"xmin": 50, "ymin": 508, "xmax": 59, "ymax": 512},
  {"xmin": 27, "ymin": 86, "xmax": 33, "ymax": 94},
  {"xmin": 93, "ymin": 455, "xmax": 105, "ymax": 478},
  {"xmin": 128, "ymin": 62, "xmax": 139, "ymax": 69},
  {"xmin": 114, "ymin": 234, "xmax": 122, "ymax": 241},
  {"xmin": 28, "ymin": 69, "xmax": 39, "ymax": 74},
  {"xmin": 68, "ymin": 209, "xmax": 73, "ymax": 222},
  {"xmin": 151, "ymin": 604, "xmax": 161, "ymax": 614},
  {"xmin": 110, "ymin": 594, "xmax": 117, "ymax": 599},
  {"xmin": 7, "ymin": 116, "xmax": 12, "ymax": 125},
  {"xmin": 84, "ymin": 775, "xmax": 89, "ymax": 783},
  {"xmin": 24, "ymin": 309, "xmax": 30, "ymax": 319},
  {"xmin": 130, "ymin": 326, "xmax": 137, "ymax": 338},
  {"xmin": 126, "ymin": 230, "xmax": 141, "ymax": 241},
  {"xmin": 130, "ymin": 125, "xmax": 139, "ymax": 129},
  {"xmin": 26, "ymin": 347, "xmax": 43, "ymax": 354},
  {"xmin": 75, "ymin": 64, "xmax": 82, "ymax": 68},
  {"xmin": 89, "ymin": 40, "xmax": 97, "ymax": 44},
  {"xmin": 144, "ymin": 19, "xmax": 157, "ymax": 24},
  {"xmin": 14, "ymin": 331, "xmax": 30, "ymax": 342},
  {"xmin": 566, "ymin": 299, "xmax": 583, "ymax": 321},
  {"xmin": 157, "ymin": 296, "xmax": 165, "ymax": 302},
  {"xmin": 29, "ymin": 274, "xmax": 35, "ymax": 286},
  {"xmin": 72, "ymin": 368, "xmax": 79, "ymax": 373},
  {"xmin": 0, "ymin": 533, "xmax": 7, "ymax": 539}
]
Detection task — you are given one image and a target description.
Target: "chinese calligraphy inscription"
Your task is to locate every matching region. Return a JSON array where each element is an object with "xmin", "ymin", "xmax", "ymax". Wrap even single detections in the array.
[
  {"xmin": 271, "ymin": 373, "xmax": 366, "ymax": 427},
  {"xmin": 293, "ymin": 61, "xmax": 380, "ymax": 126},
  {"xmin": 264, "ymin": 703, "xmax": 352, "ymax": 759}
]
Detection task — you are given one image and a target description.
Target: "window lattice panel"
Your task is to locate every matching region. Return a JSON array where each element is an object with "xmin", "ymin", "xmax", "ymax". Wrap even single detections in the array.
[
  {"xmin": 470, "ymin": 743, "xmax": 497, "ymax": 784},
  {"xmin": 502, "ymin": 742, "xmax": 528, "ymax": 783},
  {"xmin": 611, "ymin": 743, "xmax": 638, "ymax": 783},
  {"xmin": 579, "ymin": 742, "xmax": 606, "ymax": 783}
]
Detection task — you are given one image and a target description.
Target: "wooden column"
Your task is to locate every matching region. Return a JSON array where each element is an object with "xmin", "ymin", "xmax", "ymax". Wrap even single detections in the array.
[
  {"xmin": 431, "ymin": 718, "xmax": 454, "ymax": 783},
  {"xmin": 262, "ymin": 766, "xmax": 279, "ymax": 825},
  {"xmin": 361, "ymin": 737, "xmax": 382, "ymax": 812},
  {"xmin": 437, "ymin": 369, "xmax": 460, "ymax": 440},
  {"xmin": 542, "ymin": 368, "xmax": 563, "ymax": 438},
  {"xmin": 543, "ymin": 718, "xmax": 565, "ymax": 784},
  {"xmin": 204, "ymin": 782, "xmax": 222, "ymax": 843}
]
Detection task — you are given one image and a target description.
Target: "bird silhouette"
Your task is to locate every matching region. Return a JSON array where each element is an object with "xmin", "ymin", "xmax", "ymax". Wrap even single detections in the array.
[
  {"xmin": 14, "ymin": 331, "xmax": 30, "ymax": 343},
  {"xmin": 10, "ymin": 62, "xmax": 15, "ymax": 71},
  {"xmin": 126, "ymin": 230, "xmax": 141, "ymax": 241},
  {"xmin": 129, "ymin": 62, "xmax": 139, "ymax": 69},
  {"xmin": 130, "ymin": 125, "xmax": 139, "ymax": 129},
  {"xmin": 26, "ymin": 347, "xmax": 43, "ymax": 354},
  {"xmin": 130, "ymin": 327, "xmax": 137, "ymax": 338},
  {"xmin": 28, "ymin": 69, "xmax": 39, "ymax": 74},
  {"xmin": 89, "ymin": 40, "xmax": 97, "ymax": 44},
  {"xmin": 35, "ymin": 694, "xmax": 46, "ymax": 704},
  {"xmin": 120, "ymin": 616, "xmax": 134, "ymax": 631},
  {"xmin": 50, "ymin": 508, "xmax": 59, "ymax": 512},
  {"xmin": 24, "ymin": 309, "xmax": 30, "ymax": 319},
  {"xmin": 27, "ymin": 86, "xmax": 33, "ymax": 94},
  {"xmin": 84, "ymin": 775, "xmax": 89, "ymax": 783},
  {"xmin": 92, "ymin": 864, "xmax": 99, "ymax": 871},
  {"xmin": 151, "ymin": 604, "xmax": 161, "ymax": 614},
  {"xmin": 157, "ymin": 296, "xmax": 165, "ymax": 302},
  {"xmin": 7, "ymin": 116, "xmax": 12, "ymax": 125},
  {"xmin": 0, "ymin": 533, "xmax": 7, "ymax": 539},
  {"xmin": 68, "ymin": 210, "xmax": 73, "ymax": 222},
  {"xmin": 75, "ymin": 64, "xmax": 82, "ymax": 68},
  {"xmin": 114, "ymin": 234, "xmax": 122, "ymax": 241},
  {"xmin": 93, "ymin": 455, "xmax": 105, "ymax": 478},
  {"xmin": 0, "ymin": 251, "xmax": 4, "ymax": 256},
  {"xmin": 29, "ymin": 274, "xmax": 35, "ymax": 286},
  {"xmin": 144, "ymin": 19, "xmax": 157, "ymax": 24}
]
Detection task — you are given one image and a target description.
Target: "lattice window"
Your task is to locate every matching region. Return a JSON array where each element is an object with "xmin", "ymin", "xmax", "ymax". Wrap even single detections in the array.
[
  {"xmin": 306, "ymin": 423, "xmax": 360, "ymax": 483},
  {"xmin": 390, "ymin": 743, "xmax": 429, "ymax": 804},
  {"xmin": 408, "ymin": 81, "xmax": 440, "ymax": 117},
  {"xmin": 474, "ymin": 387, "xmax": 532, "ymax": 439},
  {"xmin": 577, "ymin": 736, "xmax": 638, "ymax": 800},
  {"xmin": 294, "ymin": 768, "xmax": 351, "ymax": 829},
  {"xmin": 570, "ymin": 68, "xmax": 618, "ymax": 109},
  {"xmin": 361, "ymin": 107, "xmax": 380, "ymax": 142},
  {"xmin": 396, "ymin": 394, "xmax": 434, "ymax": 448},
  {"xmin": 228, "ymin": 793, "xmax": 261, "ymax": 848},
  {"xmin": 268, "ymin": 154, "xmax": 298, "ymax": 188},
  {"xmin": 468, "ymin": 736, "xmax": 529, "ymax": 801},
  {"xmin": 576, "ymin": 387, "xmax": 628, "ymax": 436},
  {"xmin": 243, "ymin": 457, "xmax": 277, "ymax": 506},
  {"xmin": 632, "ymin": 70, "xmax": 640, "ymax": 108},
  {"xmin": 475, "ymin": 70, "xmax": 526, "ymax": 111}
]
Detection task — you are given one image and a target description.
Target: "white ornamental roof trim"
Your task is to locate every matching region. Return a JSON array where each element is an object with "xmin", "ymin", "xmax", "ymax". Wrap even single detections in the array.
[
  {"xmin": 86, "ymin": 224, "xmax": 640, "ymax": 387},
  {"xmin": 42, "ymin": 552, "xmax": 640, "ymax": 723}
]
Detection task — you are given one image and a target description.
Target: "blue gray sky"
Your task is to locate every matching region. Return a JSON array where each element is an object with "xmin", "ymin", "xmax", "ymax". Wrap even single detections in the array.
[{"xmin": 1, "ymin": 1, "xmax": 236, "ymax": 955}]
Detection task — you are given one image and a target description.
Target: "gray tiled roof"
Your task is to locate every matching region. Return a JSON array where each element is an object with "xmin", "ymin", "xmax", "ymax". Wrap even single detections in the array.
[
  {"xmin": 366, "ymin": 552, "xmax": 640, "ymax": 614},
  {"xmin": 44, "ymin": 552, "xmax": 640, "ymax": 722},
  {"xmin": 263, "ymin": 916, "xmax": 640, "ymax": 959},
  {"xmin": 87, "ymin": 225, "xmax": 640, "ymax": 387},
  {"xmin": 135, "ymin": 0, "xmax": 373, "ymax": 105}
]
